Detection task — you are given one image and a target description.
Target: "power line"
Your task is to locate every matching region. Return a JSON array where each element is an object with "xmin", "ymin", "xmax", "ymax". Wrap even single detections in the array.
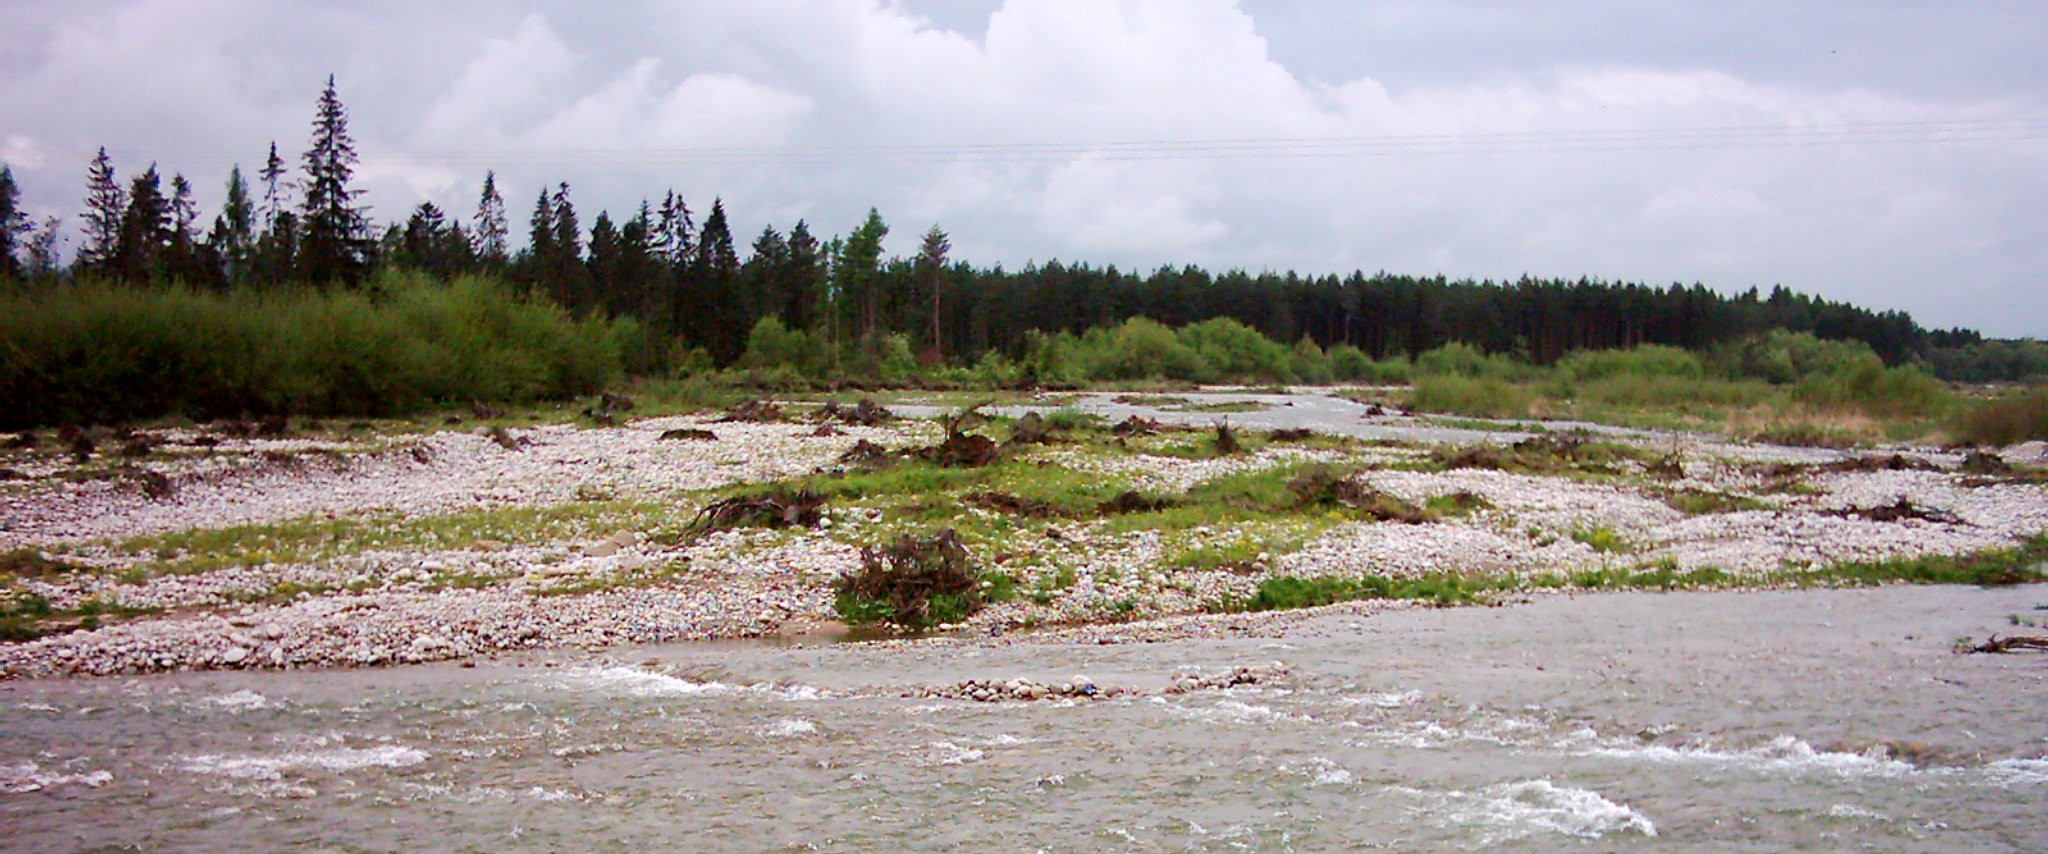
[{"xmin": 79, "ymin": 117, "xmax": 2047, "ymax": 168}]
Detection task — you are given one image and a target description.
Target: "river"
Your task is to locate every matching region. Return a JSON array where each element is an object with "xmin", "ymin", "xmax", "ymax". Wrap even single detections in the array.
[{"xmin": 6, "ymin": 584, "xmax": 2046, "ymax": 850}]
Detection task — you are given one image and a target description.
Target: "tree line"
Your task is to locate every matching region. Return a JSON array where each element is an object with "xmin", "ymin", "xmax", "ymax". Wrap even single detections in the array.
[{"xmin": 0, "ymin": 77, "xmax": 2012, "ymax": 377}]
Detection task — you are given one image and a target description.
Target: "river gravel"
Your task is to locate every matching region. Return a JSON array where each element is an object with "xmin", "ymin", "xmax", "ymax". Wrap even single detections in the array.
[{"xmin": 3, "ymin": 396, "xmax": 2046, "ymax": 679}]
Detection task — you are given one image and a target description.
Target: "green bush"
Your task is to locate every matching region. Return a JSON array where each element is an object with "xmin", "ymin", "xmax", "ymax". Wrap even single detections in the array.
[
  {"xmin": 1329, "ymin": 345, "xmax": 1411, "ymax": 383},
  {"xmin": 1955, "ymin": 389, "xmax": 2048, "ymax": 446},
  {"xmin": 1554, "ymin": 345, "xmax": 1705, "ymax": 382},
  {"xmin": 1076, "ymin": 318, "xmax": 1212, "ymax": 381},
  {"xmin": 1407, "ymin": 374, "xmax": 1534, "ymax": 418},
  {"xmin": 1174, "ymin": 318, "xmax": 1292, "ymax": 382},
  {"xmin": 1289, "ymin": 337, "xmax": 1334, "ymax": 385},
  {"xmin": 738, "ymin": 316, "xmax": 822, "ymax": 375},
  {"xmin": 1413, "ymin": 342, "xmax": 1523, "ymax": 380},
  {"xmin": 1711, "ymin": 330, "xmax": 1882, "ymax": 384},
  {"xmin": 0, "ymin": 272, "xmax": 628, "ymax": 428},
  {"xmin": 1789, "ymin": 355, "xmax": 1951, "ymax": 418}
]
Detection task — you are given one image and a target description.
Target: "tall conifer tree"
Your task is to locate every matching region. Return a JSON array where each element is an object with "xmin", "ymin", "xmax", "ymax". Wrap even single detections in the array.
[
  {"xmin": 471, "ymin": 170, "xmax": 509, "ymax": 269},
  {"xmin": 0, "ymin": 165, "xmax": 28, "ymax": 282},
  {"xmin": 79, "ymin": 147, "xmax": 124, "ymax": 272},
  {"xmin": 296, "ymin": 75, "xmax": 371, "ymax": 284}
]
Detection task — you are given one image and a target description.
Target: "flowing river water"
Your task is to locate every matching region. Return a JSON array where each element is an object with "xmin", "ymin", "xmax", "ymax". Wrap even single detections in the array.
[{"xmin": 6, "ymin": 585, "xmax": 2047, "ymax": 850}]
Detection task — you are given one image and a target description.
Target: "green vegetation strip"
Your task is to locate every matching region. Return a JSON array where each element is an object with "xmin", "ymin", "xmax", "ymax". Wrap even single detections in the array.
[
  {"xmin": 1227, "ymin": 534, "xmax": 2048, "ymax": 614},
  {"xmin": 87, "ymin": 498, "xmax": 676, "ymax": 579}
]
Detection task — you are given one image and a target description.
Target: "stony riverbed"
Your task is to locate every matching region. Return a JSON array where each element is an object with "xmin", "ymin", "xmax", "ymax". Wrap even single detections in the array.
[{"xmin": 2, "ymin": 391, "xmax": 2045, "ymax": 678}]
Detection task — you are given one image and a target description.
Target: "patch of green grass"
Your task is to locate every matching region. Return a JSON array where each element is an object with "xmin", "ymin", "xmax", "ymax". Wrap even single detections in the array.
[
  {"xmin": 1428, "ymin": 434, "xmax": 1657, "ymax": 480},
  {"xmin": 1781, "ymin": 536, "xmax": 2048, "ymax": 588},
  {"xmin": 0, "ymin": 589, "xmax": 55, "ymax": 641},
  {"xmin": 1954, "ymin": 389, "xmax": 2048, "ymax": 446},
  {"xmin": 0, "ymin": 548, "xmax": 88, "ymax": 579},
  {"xmin": 1420, "ymin": 416, "xmax": 1551, "ymax": 434},
  {"xmin": 0, "ymin": 587, "xmax": 160, "ymax": 641},
  {"xmin": 982, "ymin": 571, "xmax": 1020, "ymax": 604},
  {"xmin": 1571, "ymin": 525, "xmax": 1632, "ymax": 554},
  {"xmin": 1168, "ymin": 400, "xmax": 1264, "ymax": 414},
  {"xmin": 1423, "ymin": 491, "xmax": 1493, "ymax": 517},
  {"xmin": 1534, "ymin": 560, "xmax": 1732, "ymax": 591},
  {"xmin": 1242, "ymin": 573, "xmax": 1485, "ymax": 610},
  {"xmin": 1170, "ymin": 537, "xmax": 1265, "ymax": 571},
  {"xmin": 1112, "ymin": 394, "xmax": 1192, "ymax": 407},
  {"xmin": 1030, "ymin": 564, "xmax": 1079, "ymax": 605},
  {"xmin": 1408, "ymin": 375, "xmax": 1536, "ymax": 419},
  {"xmin": 103, "ymin": 498, "xmax": 674, "ymax": 579},
  {"xmin": 1661, "ymin": 488, "xmax": 1769, "ymax": 515},
  {"xmin": 530, "ymin": 558, "xmax": 692, "ymax": 597},
  {"xmin": 1230, "ymin": 535, "xmax": 2048, "ymax": 617}
]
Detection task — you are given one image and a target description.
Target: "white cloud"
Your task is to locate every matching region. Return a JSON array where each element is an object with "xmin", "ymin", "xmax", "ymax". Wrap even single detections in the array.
[{"xmin": 0, "ymin": 0, "xmax": 2042, "ymax": 335}]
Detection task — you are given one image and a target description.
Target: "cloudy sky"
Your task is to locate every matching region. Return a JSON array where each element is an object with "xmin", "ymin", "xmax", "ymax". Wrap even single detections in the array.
[{"xmin": 3, "ymin": 0, "xmax": 2044, "ymax": 335}]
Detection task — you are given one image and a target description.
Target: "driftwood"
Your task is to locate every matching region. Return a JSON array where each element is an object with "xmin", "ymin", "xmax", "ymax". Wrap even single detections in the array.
[
  {"xmin": 122, "ymin": 465, "xmax": 176, "ymax": 500},
  {"xmin": 485, "ymin": 425, "xmax": 531, "ymax": 451},
  {"xmin": 1819, "ymin": 454, "xmax": 1937, "ymax": 474},
  {"xmin": 1110, "ymin": 415, "xmax": 1162, "ymax": 437},
  {"xmin": 917, "ymin": 431, "xmax": 999, "ymax": 468},
  {"xmin": 1213, "ymin": 422, "xmax": 1243, "ymax": 456},
  {"xmin": 811, "ymin": 425, "xmax": 846, "ymax": 437},
  {"xmin": 718, "ymin": 399, "xmax": 788, "ymax": 423},
  {"xmin": 59, "ymin": 425, "xmax": 94, "ymax": 462},
  {"xmin": 909, "ymin": 404, "xmax": 1000, "ymax": 468},
  {"xmin": 1830, "ymin": 497, "xmax": 1964, "ymax": 525},
  {"xmin": 255, "ymin": 414, "xmax": 290, "ymax": 438},
  {"xmin": 964, "ymin": 491, "xmax": 1068, "ymax": 518},
  {"xmin": 818, "ymin": 398, "xmax": 893, "ymax": 426},
  {"xmin": 1006, "ymin": 412, "xmax": 1054, "ymax": 446},
  {"xmin": 838, "ymin": 439, "xmax": 894, "ymax": 467},
  {"xmin": 1964, "ymin": 634, "xmax": 2048, "ymax": 654},
  {"xmin": 838, "ymin": 528, "xmax": 980, "ymax": 627},
  {"xmin": 1286, "ymin": 465, "xmax": 1428, "ymax": 523},
  {"xmin": 689, "ymin": 489, "xmax": 826, "ymax": 535},
  {"xmin": 658, "ymin": 428, "xmax": 718, "ymax": 442},
  {"xmin": 1096, "ymin": 490, "xmax": 1175, "ymax": 516},
  {"xmin": 1645, "ymin": 450, "xmax": 1686, "ymax": 480},
  {"xmin": 1960, "ymin": 451, "xmax": 2013, "ymax": 477}
]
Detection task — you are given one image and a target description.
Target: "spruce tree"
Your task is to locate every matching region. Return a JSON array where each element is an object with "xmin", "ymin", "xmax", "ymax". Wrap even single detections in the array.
[
  {"xmin": 655, "ymin": 189, "xmax": 693, "ymax": 270},
  {"xmin": 620, "ymin": 202, "xmax": 667, "ymax": 330},
  {"xmin": 111, "ymin": 165, "xmax": 171, "ymax": 282},
  {"xmin": 839, "ymin": 208, "xmax": 889, "ymax": 348},
  {"xmin": 917, "ymin": 224, "xmax": 951, "ymax": 361},
  {"xmin": 79, "ymin": 147, "xmax": 124, "ymax": 272},
  {"xmin": 209, "ymin": 165, "xmax": 255, "ymax": 281},
  {"xmin": 784, "ymin": 219, "xmax": 822, "ymax": 330},
  {"xmin": 247, "ymin": 142, "xmax": 297, "ymax": 285},
  {"xmin": 0, "ymin": 165, "xmax": 28, "ymax": 282},
  {"xmin": 257, "ymin": 142, "xmax": 287, "ymax": 224},
  {"xmin": 165, "ymin": 173, "xmax": 221, "ymax": 286},
  {"xmin": 546, "ymin": 182, "xmax": 590, "ymax": 311},
  {"xmin": 471, "ymin": 170, "xmax": 508, "ymax": 269},
  {"xmin": 296, "ymin": 75, "xmax": 371, "ymax": 284},
  {"xmin": 24, "ymin": 216, "xmax": 62, "ymax": 281},
  {"xmin": 526, "ymin": 186, "xmax": 554, "ymax": 265},
  {"xmin": 740, "ymin": 224, "xmax": 788, "ymax": 325},
  {"xmin": 397, "ymin": 201, "xmax": 468, "ymax": 278},
  {"xmin": 686, "ymin": 198, "xmax": 739, "ymax": 359}
]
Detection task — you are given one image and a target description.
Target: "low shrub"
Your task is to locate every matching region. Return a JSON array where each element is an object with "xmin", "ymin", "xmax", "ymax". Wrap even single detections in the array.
[
  {"xmin": 0, "ymin": 271, "xmax": 630, "ymax": 428},
  {"xmin": 833, "ymin": 528, "xmax": 985, "ymax": 628},
  {"xmin": 1954, "ymin": 389, "xmax": 2048, "ymax": 446},
  {"xmin": 1407, "ymin": 375, "xmax": 1534, "ymax": 418}
]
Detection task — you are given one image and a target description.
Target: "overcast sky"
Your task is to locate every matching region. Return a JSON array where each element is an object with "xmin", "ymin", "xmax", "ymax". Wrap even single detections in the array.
[{"xmin": 3, "ymin": 0, "xmax": 2044, "ymax": 335}]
